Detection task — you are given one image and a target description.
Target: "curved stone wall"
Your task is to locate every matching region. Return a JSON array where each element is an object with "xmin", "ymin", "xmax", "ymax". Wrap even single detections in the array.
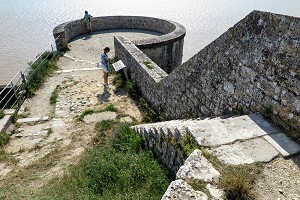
[{"xmin": 53, "ymin": 16, "xmax": 186, "ymax": 73}]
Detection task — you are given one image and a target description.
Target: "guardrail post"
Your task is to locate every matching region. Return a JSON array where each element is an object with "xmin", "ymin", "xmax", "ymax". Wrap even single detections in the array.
[{"xmin": 20, "ymin": 71, "xmax": 29, "ymax": 96}]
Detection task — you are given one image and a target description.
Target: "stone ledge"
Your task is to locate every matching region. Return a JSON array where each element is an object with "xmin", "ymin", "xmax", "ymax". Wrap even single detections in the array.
[
  {"xmin": 161, "ymin": 179, "xmax": 208, "ymax": 200},
  {"xmin": 0, "ymin": 115, "xmax": 12, "ymax": 133}
]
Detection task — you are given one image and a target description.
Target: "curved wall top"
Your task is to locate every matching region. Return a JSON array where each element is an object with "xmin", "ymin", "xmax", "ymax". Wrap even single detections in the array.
[{"xmin": 53, "ymin": 16, "xmax": 186, "ymax": 73}]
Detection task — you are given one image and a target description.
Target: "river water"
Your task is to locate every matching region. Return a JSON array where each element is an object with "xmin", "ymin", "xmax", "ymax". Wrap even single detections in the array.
[{"xmin": 0, "ymin": 0, "xmax": 300, "ymax": 85}]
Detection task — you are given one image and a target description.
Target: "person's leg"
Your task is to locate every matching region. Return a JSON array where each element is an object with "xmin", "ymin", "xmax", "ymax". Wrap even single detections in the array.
[{"xmin": 104, "ymin": 72, "xmax": 108, "ymax": 85}]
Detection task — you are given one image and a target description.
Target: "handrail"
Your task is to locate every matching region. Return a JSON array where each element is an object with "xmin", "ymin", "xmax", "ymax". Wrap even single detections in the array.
[{"xmin": 0, "ymin": 36, "xmax": 61, "ymax": 111}]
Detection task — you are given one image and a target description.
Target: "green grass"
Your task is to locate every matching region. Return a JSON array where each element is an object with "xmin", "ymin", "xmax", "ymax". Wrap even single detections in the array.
[
  {"xmin": 77, "ymin": 109, "xmax": 94, "ymax": 121},
  {"xmin": 0, "ymin": 132, "xmax": 10, "ymax": 147},
  {"xmin": 27, "ymin": 51, "xmax": 60, "ymax": 95},
  {"xmin": 34, "ymin": 124, "xmax": 171, "ymax": 199},
  {"xmin": 104, "ymin": 104, "xmax": 117, "ymax": 112},
  {"xmin": 50, "ymin": 85, "xmax": 61, "ymax": 106},
  {"xmin": 112, "ymin": 74, "xmax": 124, "ymax": 88},
  {"xmin": 143, "ymin": 61, "xmax": 154, "ymax": 69},
  {"xmin": 221, "ymin": 165, "xmax": 257, "ymax": 200},
  {"xmin": 0, "ymin": 109, "xmax": 4, "ymax": 119}
]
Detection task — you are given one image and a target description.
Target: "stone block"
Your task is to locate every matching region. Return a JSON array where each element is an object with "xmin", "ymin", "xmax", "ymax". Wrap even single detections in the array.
[
  {"xmin": 0, "ymin": 115, "xmax": 12, "ymax": 133},
  {"xmin": 176, "ymin": 149, "xmax": 220, "ymax": 182},
  {"xmin": 83, "ymin": 112, "xmax": 117, "ymax": 123},
  {"xmin": 264, "ymin": 133, "xmax": 300, "ymax": 157},
  {"xmin": 17, "ymin": 116, "xmax": 49, "ymax": 124},
  {"xmin": 161, "ymin": 179, "xmax": 208, "ymax": 200},
  {"xmin": 209, "ymin": 137, "xmax": 279, "ymax": 165}
]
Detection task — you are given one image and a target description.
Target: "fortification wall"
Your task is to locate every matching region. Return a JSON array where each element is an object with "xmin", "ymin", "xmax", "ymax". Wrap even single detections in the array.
[
  {"xmin": 53, "ymin": 16, "xmax": 186, "ymax": 73},
  {"xmin": 115, "ymin": 11, "xmax": 300, "ymax": 141}
]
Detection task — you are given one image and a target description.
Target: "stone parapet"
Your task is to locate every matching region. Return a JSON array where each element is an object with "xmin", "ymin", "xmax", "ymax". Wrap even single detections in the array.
[{"xmin": 53, "ymin": 16, "xmax": 186, "ymax": 73}]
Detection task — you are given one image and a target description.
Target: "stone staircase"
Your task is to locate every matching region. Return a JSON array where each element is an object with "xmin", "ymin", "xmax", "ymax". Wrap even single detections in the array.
[{"xmin": 132, "ymin": 113, "xmax": 300, "ymax": 200}]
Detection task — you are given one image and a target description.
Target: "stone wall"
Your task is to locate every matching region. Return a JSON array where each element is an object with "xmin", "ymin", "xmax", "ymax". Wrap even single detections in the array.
[
  {"xmin": 115, "ymin": 10, "xmax": 300, "ymax": 141},
  {"xmin": 53, "ymin": 16, "xmax": 186, "ymax": 73}
]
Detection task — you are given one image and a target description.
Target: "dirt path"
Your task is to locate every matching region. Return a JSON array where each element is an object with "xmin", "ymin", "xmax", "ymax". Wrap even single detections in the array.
[{"xmin": 0, "ymin": 30, "xmax": 156, "ymax": 197}]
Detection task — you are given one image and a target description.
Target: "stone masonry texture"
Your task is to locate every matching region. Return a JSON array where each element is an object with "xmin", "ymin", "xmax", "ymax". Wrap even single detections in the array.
[
  {"xmin": 115, "ymin": 11, "xmax": 300, "ymax": 142},
  {"xmin": 53, "ymin": 16, "xmax": 186, "ymax": 73}
]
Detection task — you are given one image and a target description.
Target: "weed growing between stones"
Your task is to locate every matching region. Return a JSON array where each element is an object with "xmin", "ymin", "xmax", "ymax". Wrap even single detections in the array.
[
  {"xmin": 261, "ymin": 104, "xmax": 273, "ymax": 119},
  {"xmin": 0, "ymin": 109, "xmax": 4, "ymax": 119},
  {"xmin": 34, "ymin": 123, "xmax": 171, "ymax": 199},
  {"xmin": 182, "ymin": 134, "xmax": 199, "ymax": 156},
  {"xmin": 143, "ymin": 61, "xmax": 154, "ymax": 69}
]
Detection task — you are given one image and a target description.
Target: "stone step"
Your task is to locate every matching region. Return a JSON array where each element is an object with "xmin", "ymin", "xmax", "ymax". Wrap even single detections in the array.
[
  {"xmin": 132, "ymin": 113, "xmax": 300, "ymax": 159},
  {"xmin": 17, "ymin": 116, "xmax": 49, "ymax": 124}
]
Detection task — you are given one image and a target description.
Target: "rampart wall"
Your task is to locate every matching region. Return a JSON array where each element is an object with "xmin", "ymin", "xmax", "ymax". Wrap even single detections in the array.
[
  {"xmin": 115, "ymin": 11, "xmax": 300, "ymax": 141},
  {"xmin": 53, "ymin": 16, "xmax": 186, "ymax": 73}
]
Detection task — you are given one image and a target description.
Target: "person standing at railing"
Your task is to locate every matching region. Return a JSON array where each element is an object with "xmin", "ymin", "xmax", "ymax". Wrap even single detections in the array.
[{"xmin": 82, "ymin": 11, "xmax": 93, "ymax": 34}]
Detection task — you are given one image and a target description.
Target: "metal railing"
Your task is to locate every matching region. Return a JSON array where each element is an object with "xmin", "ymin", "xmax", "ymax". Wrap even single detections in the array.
[{"xmin": 0, "ymin": 36, "xmax": 62, "ymax": 112}]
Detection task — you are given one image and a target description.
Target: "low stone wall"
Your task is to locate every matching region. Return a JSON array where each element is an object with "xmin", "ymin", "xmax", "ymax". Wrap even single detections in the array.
[
  {"xmin": 115, "ymin": 10, "xmax": 300, "ymax": 141},
  {"xmin": 53, "ymin": 16, "xmax": 185, "ymax": 73}
]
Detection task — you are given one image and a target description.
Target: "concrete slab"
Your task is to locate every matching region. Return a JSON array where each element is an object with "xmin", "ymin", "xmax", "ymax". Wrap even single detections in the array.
[
  {"xmin": 209, "ymin": 137, "xmax": 279, "ymax": 165},
  {"xmin": 17, "ymin": 116, "xmax": 49, "ymax": 124},
  {"xmin": 176, "ymin": 149, "xmax": 220, "ymax": 182},
  {"xmin": 4, "ymin": 109, "xmax": 15, "ymax": 115},
  {"xmin": 190, "ymin": 114, "xmax": 280, "ymax": 147},
  {"xmin": 0, "ymin": 115, "xmax": 12, "ymax": 133},
  {"xmin": 83, "ymin": 112, "xmax": 117, "ymax": 123},
  {"xmin": 161, "ymin": 179, "xmax": 208, "ymax": 200},
  {"xmin": 264, "ymin": 133, "xmax": 300, "ymax": 157}
]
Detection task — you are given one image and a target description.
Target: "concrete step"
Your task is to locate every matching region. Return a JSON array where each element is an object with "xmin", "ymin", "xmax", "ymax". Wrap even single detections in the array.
[{"xmin": 132, "ymin": 113, "xmax": 300, "ymax": 159}]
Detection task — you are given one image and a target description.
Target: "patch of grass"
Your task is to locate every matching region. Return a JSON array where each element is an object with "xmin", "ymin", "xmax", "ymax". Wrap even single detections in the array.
[
  {"xmin": 126, "ymin": 80, "xmax": 137, "ymax": 94},
  {"xmin": 0, "ymin": 132, "xmax": 10, "ymax": 147},
  {"xmin": 50, "ymin": 85, "xmax": 61, "ymax": 106},
  {"xmin": 0, "ymin": 109, "xmax": 4, "ymax": 119},
  {"xmin": 143, "ymin": 61, "xmax": 154, "ymax": 69},
  {"xmin": 112, "ymin": 73, "xmax": 124, "ymax": 88},
  {"xmin": 188, "ymin": 179, "xmax": 207, "ymax": 192},
  {"xmin": 27, "ymin": 52, "xmax": 60, "ymax": 95},
  {"xmin": 221, "ymin": 165, "xmax": 256, "ymax": 200},
  {"xmin": 95, "ymin": 120, "xmax": 114, "ymax": 134},
  {"xmin": 182, "ymin": 134, "xmax": 199, "ymax": 156},
  {"xmin": 77, "ymin": 109, "xmax": 94, "ymax": 121},
  {"xmin": 0, "ymin": 149, "xmax": 18, "ymax": 164},
  {"xmin": 34, "ymin": 124, "xmax": 170, "ymax": 199},
  {"xmin": 104, "ymin": 104, "xmax": 117, "ymax": 112}
]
